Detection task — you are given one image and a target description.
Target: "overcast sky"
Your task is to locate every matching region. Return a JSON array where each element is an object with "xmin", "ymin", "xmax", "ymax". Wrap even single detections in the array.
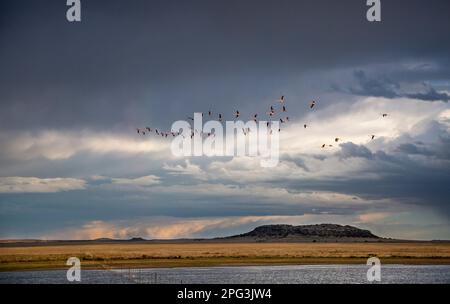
[{"xmin": 0, "ymin": 0, "xmax": 449, "ymax": 240}]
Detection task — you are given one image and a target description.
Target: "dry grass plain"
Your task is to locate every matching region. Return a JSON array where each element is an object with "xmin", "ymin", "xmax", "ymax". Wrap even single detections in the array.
[{"xmin": 1, "ymin": 242, "xmax": 450, "ymax": 271}]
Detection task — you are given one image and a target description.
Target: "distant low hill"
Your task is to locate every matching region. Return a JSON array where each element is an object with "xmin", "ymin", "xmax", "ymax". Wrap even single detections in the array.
[
  {"xmin": 3, "ymin": 224, "xmax": 432, "ymax": 247},
  {"xmin": 224, "ymin": 224, "xmax": 380, "ymax": 242}
]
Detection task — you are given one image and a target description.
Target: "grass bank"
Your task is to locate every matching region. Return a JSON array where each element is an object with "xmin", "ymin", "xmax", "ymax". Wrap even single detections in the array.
[{"xmin": 1, "ymin": 242, "xmax": 450, "ymax": 271}]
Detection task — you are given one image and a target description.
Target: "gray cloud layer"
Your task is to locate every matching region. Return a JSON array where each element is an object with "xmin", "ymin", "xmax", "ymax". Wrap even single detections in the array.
[{"xmin": 0, "ymin": 0, "xmax": 449, "ymax": 239}]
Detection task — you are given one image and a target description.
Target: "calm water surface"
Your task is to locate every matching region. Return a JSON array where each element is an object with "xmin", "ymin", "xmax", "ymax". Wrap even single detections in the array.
[{"xmin": 1, "ymin": 265, "xmax": 449, "ymax": 284}]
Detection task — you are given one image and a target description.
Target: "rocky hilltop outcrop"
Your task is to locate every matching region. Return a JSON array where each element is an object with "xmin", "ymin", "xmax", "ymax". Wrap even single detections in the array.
[{"xmin": 228, "ymin": 224, "xmax": 379, "ymax": 240}]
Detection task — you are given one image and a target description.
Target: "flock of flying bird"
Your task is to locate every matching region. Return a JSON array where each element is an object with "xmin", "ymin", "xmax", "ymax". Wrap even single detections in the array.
[{"xmin": 136, "ymin": 96, "xmax": 389, "ymax": 148}]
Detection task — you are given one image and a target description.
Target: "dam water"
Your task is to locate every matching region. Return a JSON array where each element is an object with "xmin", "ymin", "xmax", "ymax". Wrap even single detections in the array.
[{"xmin": 1, "ymin": 264, "xmax": 450, "ymax": 284}]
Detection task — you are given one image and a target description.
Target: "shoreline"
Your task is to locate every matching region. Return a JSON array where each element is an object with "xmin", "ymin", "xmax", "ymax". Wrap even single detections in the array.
[{"xmin": 2, "ymin": 257, "xmax": 450, "ymax": 272}]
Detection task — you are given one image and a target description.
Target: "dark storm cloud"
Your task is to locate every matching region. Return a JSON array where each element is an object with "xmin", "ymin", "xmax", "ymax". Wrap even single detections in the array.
[
  {"xmin": 349, "ymin": 70, "xmax": 400, "ymax": 98},
  {"xmin": 1, "ymin": 0, "xmax": 450, "ymax": 130},
  {"xmin": 282, "ymin": 135, "xmax": 450, "ymax": 218},
  {"xmin": 406, "ymin": 88, "xmax": 450, "ymax": 102},
  {"xmin": 347, "ymin": 70, "xmax": 450, "ymax": 102},
  {"xmin": 337, "ymin": 142, "xmax": 374, "ymax": 159},
  {"xmin": 395, "ymin": 143, "xmax": 434, "ymax": 156}
]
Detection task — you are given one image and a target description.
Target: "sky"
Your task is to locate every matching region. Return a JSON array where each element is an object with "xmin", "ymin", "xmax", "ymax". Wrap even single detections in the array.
[{"xmin": 0, "ymin": 0, "xmax": 449, "ymax": 240}]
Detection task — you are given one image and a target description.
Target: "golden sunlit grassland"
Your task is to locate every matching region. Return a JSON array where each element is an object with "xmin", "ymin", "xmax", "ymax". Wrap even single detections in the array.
[{"xmin": 1, "ymin": 242, "xmax": 450, "ymax": 271}]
